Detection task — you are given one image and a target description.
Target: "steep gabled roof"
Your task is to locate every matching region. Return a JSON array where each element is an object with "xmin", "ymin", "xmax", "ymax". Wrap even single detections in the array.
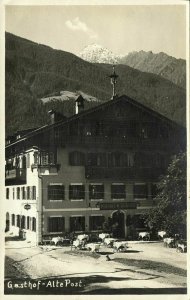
[{"xmin": 6, "ymin": 94, "xmax": 185, "ymax": 148}]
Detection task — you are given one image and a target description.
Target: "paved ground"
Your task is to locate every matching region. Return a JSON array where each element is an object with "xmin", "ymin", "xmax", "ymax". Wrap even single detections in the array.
[{"xmin": 4, "ymin": 236, "xmax": 187, "ymax": 294}]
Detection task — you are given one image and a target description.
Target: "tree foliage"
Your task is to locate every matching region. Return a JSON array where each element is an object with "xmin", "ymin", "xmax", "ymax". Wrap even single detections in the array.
[{"xmin": 145, "ymin": 152, "xmax": 186, "ymax": 237}]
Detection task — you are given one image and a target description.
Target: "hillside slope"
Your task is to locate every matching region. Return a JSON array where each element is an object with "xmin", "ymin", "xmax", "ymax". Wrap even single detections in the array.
[
  {"xmin": 5, "ymin": 32, "xmax": 186, "ymax": 135},
  {"xmin": 119, "ymin": 50, "xmax": 186, "ymax": 89}
]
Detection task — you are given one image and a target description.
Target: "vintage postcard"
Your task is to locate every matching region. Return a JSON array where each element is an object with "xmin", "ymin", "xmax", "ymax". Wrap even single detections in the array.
[{"xmin": 1, "ymin": 0, "xmax": 189, "ymax": 299}]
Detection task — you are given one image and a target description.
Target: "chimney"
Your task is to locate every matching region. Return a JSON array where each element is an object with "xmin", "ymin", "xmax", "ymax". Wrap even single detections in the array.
[
  {"xmin": 48, "ymin": 110, "xmax": 66, "ymax": 124},
  {"xmin": 75, "ymin": 95, "xmax": 85, "ymax": 114}
]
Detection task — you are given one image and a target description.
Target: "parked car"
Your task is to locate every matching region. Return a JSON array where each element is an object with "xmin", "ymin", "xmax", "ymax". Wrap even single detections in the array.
[{"xmin": 176, "ymin": 240, "xmax": 187, "ymax": 253}]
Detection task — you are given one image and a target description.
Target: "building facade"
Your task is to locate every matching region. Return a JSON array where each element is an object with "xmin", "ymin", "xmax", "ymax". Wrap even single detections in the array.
[{"xmin": 5, "ymin": 95, "xmax": 185, "ymax": 244}]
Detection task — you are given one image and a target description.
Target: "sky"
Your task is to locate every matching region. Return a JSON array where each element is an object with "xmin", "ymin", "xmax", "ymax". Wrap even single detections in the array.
[{"xmin": 5, "ymin": 4, "xmax": 187, "ymax": 59}]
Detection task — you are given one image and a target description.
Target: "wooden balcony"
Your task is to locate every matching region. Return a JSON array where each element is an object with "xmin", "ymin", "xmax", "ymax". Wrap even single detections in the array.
[
  {"xmin": 55, "ymin": 135, "xmax": 175, "ymax": 150},
  {"xmin": 85, "ymin": 166, "xmax": 165, "ymax": 180},
  {"xmin": 5, "ymin": 168, "xmax": 26, "ymax": 184},
  {"xmin": 31, "ymin": 163, "xmax": 61, "ymax": 174},
  {"xmin": 55, "ymin": 136, "xmax": 179, "ymax": 151}
]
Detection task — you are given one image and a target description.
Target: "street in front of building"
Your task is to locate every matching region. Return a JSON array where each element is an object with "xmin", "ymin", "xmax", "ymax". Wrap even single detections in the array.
[{"xmin": 4, "ymin": 235, "xmax": 187, "ymax": 294}]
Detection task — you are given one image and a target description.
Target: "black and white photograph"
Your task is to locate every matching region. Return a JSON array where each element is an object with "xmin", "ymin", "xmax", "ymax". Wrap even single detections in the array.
[{"xmin": 1, "ymin": 0, "xmax": 189, "ymax": 297}]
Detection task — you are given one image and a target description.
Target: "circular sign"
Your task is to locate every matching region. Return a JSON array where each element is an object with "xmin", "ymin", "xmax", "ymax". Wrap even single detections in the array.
[{"xmin": 24, "ymin": 204, "xmax": 31, "ymax": 210}]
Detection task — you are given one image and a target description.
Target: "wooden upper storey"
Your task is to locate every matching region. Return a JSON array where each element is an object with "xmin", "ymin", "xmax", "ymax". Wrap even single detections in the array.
[{"xmin": 5, "ymin": 95, "xmax": 186, "ymax": 158}]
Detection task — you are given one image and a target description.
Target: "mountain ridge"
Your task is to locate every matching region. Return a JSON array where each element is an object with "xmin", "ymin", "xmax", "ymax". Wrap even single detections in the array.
[
  {"xmin": 79, "ymin": 44, "xmax": 186, "ymax": 89},
  {"xmin": 5, "ymin": 32, "xmax": 186, "ymax": 136}
]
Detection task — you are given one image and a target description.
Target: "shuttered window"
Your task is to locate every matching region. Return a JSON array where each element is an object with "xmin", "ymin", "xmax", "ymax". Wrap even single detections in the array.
[
  {"xmin": 70, "ymin": 217, "xmax": 85, "ymax": 232},
  {"xmin": 69, "ymin": 151, "xmax": 85, "ymax": 166},
  {"xmin": 134, "ymin": 184, "xmax": 148, "ymax": 199},
  {"xmin": 69, "ymin": 185, "xmax": 85, "ymax": 200},
  {"xmin": 48, "ymin": 217, "xmax": 65, "ymax": 233},
  {"xmin": 48, "ymin": 185, "xmax": 65, "ymax": 200},
  {"xmin": 89, "ymin": 184, "xmax": 104, "ymax": 200},
  {"xmin": 89, "ymin": 216, "xmax": 105, "ymax": 230},
  {"xmin": 111, "ymin": 184, "xmax": 125, "ymax": 199}
]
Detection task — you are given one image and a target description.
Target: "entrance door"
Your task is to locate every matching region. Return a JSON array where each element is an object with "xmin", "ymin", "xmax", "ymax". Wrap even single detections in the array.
[
  {"xmin": 112, "ymin": 211, "xmax": 125, "ymax": 238},
  {"xmin": 6, "ymin": 212, "xmax": 10, "ymax": 232}
]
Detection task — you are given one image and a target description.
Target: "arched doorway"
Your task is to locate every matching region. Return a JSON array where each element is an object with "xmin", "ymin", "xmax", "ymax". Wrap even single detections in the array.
[
  {"xmin": 6, "ymin": 212, "xmax": 10, "ymax": 232},
  {"xmin": 112, "ymin": 210, "xmax": 125, "ymax": 238}
]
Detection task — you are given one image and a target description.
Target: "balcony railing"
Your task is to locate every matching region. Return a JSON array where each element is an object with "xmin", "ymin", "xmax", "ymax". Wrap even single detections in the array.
[
  {"xmin": 85, "ymin": 166, "xmax": 165, "ymax": 180},
  {"xmin": 55, "ymin": 135, "xmax": 175, "ymax": 150},
  {"xmin": 5, "ymin": 168, "xmax": 26, "ymax": 182},
  {"xmin": 31, "ymin": 163, "xmax": 60, "ymax": 172}
]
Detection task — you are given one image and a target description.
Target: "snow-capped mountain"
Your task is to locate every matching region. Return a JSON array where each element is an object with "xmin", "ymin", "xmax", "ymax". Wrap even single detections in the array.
[
  {"xmin": 79, "ymin": 44, "xmax": 186, "ymax": 89},
  {"xmin": 79, "ymin": 44, "xmax": 121, "ymax": 64}
]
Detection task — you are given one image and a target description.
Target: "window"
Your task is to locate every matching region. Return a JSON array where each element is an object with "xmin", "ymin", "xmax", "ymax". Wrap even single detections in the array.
[
  {"xmin": 108, "ymin": 152, "xmax": 123, "ymax": 167},
  {"xmin": 26, "ymin": 153, "xmax": 30, "ymax": 168},
  {"xmin": 6, "ymin": 188, "xmax": 9, "ymax": 199},
  {"xmin": 89, "ymin": 216, "xmax": 105, "ymax": 230},
  {"xmin": 86, "ymin": 153, "xmax": 107, "ymax": 167},
  {"xmin": 69, "ymin": 151, "xmax": 85, "ymax": 166},
  {"xmin": 32, "ymin": 186, "xmax": 36, "ymax": 200},
  {"xmin": 127, "ymin": 152, "xmax": 134, "ymax": 167},
  {"xmin": 13, "ymin": 188, "xmax": 15, "ymax": 200},
  {"xmin": 111, "ymin": 184, "xmax": 125, "ymax": 199},
  {"xmin": 70, "ymin": 216, "xmax": 85, "ymax": 232},
  {"xmin": 27, "ymin": 187, "xmax": 30, "ymax": 199},
  {"xmin": 134, "ymin": 184, "xmax": 148, "ymax": 199},
  {"xmin": 32, "ymin": 217, "xmax": 36, "ymax": 232},
  {"xmin": 87, "ymin": 153, "xmax": 97, "ymax": 166},
  {"xmin": 22, "ymin": 187, "xmax": 26, "ymax": 200},
  {"xmin": 89, "ymin": 184, "xmax": 104, "ymax": 200},
  {"xmin": 33, "ymin": 152, "xmax": 39, "ymax": 164},
  {"xmin": 49, "ymin": 152, "xmax": 55, "ymax": 164},
  {"xmin": 40, "ymin": 152, "xmax": 55, "ymax": 165},
  {"xmin": 12, "ymin": 214, "xmax": 15, "ymax": 226},
  {"xmin": 48, "ymin": 217, "xmax": 65, "ymax": 233},
  {"xmin": 41, "ymin": 152, "xmax": 49, "ymax": 165},
  {"xmin": 69, "ymin": 184, "xmax": 85, "ymax": 200},
  {"xmin": 15, "ymin": 156, "xmax": 20, "ymax": 168},
  {"xmin": 22, "ymin": 155, "xmax": 26, "ymax": 169},
  {"xmin": 21, "ymin": 216, "xmax": 25, "ymax": 229},
  {"xmin": 48, "ymin": 185, "xmax": 65, "ymax": 200},
  {"xmin": 27, "ymin": 216, "xmax": 30, "ymax": 230},
  {"xmin": 16, "ymin": 215, "xmax": 20, "ymax": 227},
  {"xmin": 17, "ymin": 187, "xmax": 20, "ymax": 199}
]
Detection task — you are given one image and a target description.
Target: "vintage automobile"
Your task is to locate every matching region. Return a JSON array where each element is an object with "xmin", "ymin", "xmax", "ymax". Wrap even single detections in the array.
[{"xmin": 176, "ymin": 240, "xmax": 187, "ymax": 253}]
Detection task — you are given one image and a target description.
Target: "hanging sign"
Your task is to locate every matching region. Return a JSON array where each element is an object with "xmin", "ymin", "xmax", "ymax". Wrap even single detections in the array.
[{"xmin": 24, "ymin": 204, "xmax": 31, "ymax": 210}]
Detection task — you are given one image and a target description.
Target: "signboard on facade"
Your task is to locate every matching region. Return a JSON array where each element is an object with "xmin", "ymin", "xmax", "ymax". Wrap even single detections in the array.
[
  {"xmin": 24, "ymin": 204, "xmax": 31, "ymax": 210},
  {"xmin": 99, "ymin": 202, "xmax": 137, "ymax": 210}
]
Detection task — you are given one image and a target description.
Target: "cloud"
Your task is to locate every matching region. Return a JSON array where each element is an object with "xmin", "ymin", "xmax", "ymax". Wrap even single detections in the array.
[{"xmin": 65, "ymin": 17, "xmax": 98, "ymax": 39}]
